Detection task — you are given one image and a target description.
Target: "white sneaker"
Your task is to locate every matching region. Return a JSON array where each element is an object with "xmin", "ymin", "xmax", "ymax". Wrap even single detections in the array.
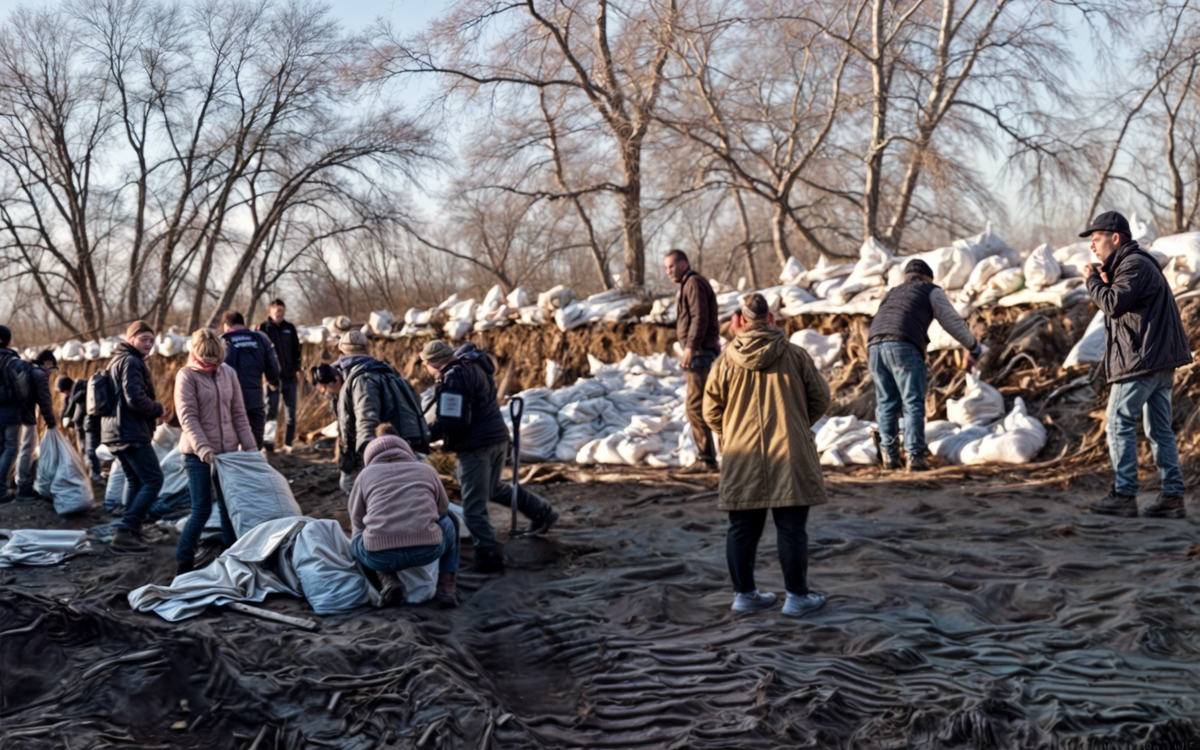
[
  {"xmin": 731, "ymin": 590, "xmax": 778, "ymax": 613},
  {"xmin": 782, "ymin": 592, "xmax": 826, "ymax": 617}
]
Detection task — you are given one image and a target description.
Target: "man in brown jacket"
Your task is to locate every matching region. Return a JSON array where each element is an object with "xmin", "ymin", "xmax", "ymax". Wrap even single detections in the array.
[
  {"xmin": 703, "ymin": 293, "xmax": 830, "ymax": 617},
  {"xmin": 665, "ymin": 249, "xmax": 720, "ymax": 473}
]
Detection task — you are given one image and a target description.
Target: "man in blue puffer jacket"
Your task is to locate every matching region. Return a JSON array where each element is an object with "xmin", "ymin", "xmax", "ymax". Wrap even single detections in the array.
[{"xmin": 220, "ymin": 310, "xmax": 280, "ymax": 450}]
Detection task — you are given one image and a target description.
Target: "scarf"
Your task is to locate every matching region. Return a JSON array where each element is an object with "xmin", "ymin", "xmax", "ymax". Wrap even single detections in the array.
[{"xmin": 188, "ymin": 354, "xmax": 220, "ymax": 372}]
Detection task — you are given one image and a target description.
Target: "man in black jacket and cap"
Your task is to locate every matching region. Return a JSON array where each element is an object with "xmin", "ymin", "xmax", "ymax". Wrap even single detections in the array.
[
  {"xmin": 1081, "ymin": 211, "xmax": 1192, "ymax": 518},
  {"xmin": 422, "ymin": 339, "xmax": 558, "ymax": 573},
  {"xmin": 868, "ymin": 258, "xmax": 984, "ymax": 472},
  {"xmin": 258, "ymin": 299, "xmax": 302, "ymax": 452},
  {"xmin": 14, "ymin": 350, "xmax": 59, "ymax": 499}
]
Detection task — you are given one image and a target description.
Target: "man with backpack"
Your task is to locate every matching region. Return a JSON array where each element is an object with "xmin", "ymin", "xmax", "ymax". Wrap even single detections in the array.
[
  {"xmin": 221, "ymin": 310, "xmax": 280, "ymax": 450},
  {"xmin": 422, "ymin": 339, "xmax": 559, "ymax": 574},
  {"xmin": 333, "ymin": 330, "xmax": 428, "ymax": 495},
  {"xmin": 258, "ymin": 299, "xmax": 303, "ymax": 452},
  {"xmin": 99, "ymin": 321, "xmax": 167, "ymax": 553},
  {"xmin": 0, "ymin": 325, "xmax": 28, "ymax": 503},
  {"xmin": 14, "ymin": 350, "xmax": 59, "ymax": 499}
]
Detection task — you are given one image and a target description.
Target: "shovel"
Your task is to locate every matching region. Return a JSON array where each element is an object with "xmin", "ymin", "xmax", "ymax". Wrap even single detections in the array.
[{"xmin": 509, "ymin": 396, "xmax": 524, "ymax": 536}]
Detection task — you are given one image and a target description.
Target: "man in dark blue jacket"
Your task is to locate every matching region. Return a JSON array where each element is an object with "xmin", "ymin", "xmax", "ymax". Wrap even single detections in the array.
[
  {"xmin": 221, "ymin": 310, "xmax": 280, "ymax": 450},
  {"xmin": 0, "ymin": 325, "xmax": 26, "ymax": 503},
  {"xmin": 103, "ymin": 321, "xmax": 167, "ymax": 553},
  {"xmin": 1081, "ymin": 211, "xmax": 1193, "ymax": 518},
  {"xmin": 258, "ymin": 298, "xmax": 302, "ymax": 451},
  {"xmin": 422, "ymin": 339, "xmax": 558, "ymax": 573}
]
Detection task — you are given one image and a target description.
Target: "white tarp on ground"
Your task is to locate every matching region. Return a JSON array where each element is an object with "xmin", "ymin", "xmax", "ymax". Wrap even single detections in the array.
[
  {"xmin": 128, "ymin": 516, "xmax": 381, "ymax": 621},
  {"xmin": 0, "ymin": 529, "xmax": 88, "ymax": 567}
]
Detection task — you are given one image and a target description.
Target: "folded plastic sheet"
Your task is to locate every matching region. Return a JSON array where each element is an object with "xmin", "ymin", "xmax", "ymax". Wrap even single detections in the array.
[
  {"xmin": 128, "ymin": 517, "xmax": 380, "ymax": 621},
  {"xmin": 0, "ymin": 529, "xmax": 88, "ymax": 567}
]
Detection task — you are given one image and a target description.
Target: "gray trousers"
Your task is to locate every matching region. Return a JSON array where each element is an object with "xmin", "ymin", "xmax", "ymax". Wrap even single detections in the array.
[
  {"xmin": 16, "ymin": 424, "xmax": 37, "ymax": 490},
  {"xmin": 457, "ymin": 440, "xmax": 553, "ymax": 549}
]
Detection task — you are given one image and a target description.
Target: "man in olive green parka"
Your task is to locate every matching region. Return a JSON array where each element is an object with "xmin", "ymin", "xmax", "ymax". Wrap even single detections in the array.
[{"xmin": 703, "ymin": 293, "xmax": 830, "ymax": 617}]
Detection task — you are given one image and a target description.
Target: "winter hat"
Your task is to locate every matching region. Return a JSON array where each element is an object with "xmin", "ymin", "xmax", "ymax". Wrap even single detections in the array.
[
  {"xmin": 420, "ymin": 340, "xmax": 456, "ymax": 365},
  {"xmin": 329, "ymin": 315, "xmax": 353, "ymax": 334},
  {"xmin": 56, "ymin": 376, "xmax": 73, "ymax": 392},
  {"xmin": 740, "ymin": 293, "xmax": 770, "ymax": 321},
  {"xmin": 125, "ymin": 320, "xmax": 154, "ymax": 340},
  {"xmin": 339, "ymin": 330, "xmax": 369, "ymax": 354},
  {"xmin": 904, "ymin": 259, "xmax": 935, "ymax": 279},
  {"xmin": 363, "ymin": 433, "xmax": 413, "ymax": 467}
]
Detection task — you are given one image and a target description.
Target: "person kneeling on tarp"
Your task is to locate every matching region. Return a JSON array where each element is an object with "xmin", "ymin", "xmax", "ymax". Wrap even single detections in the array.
[{"xmin": 348, "ymin": 425, "xmax": 458, "ymax": 607}]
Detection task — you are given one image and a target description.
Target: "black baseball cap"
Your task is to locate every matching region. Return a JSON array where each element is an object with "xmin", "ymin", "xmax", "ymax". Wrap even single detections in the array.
[
  {"xmin": 904, "ymin": 259, "xmax": 935, "ymax": 278},
  {"xmin": 1079, "ymin": 211, "xmax": 1130, "ymax": 238}
]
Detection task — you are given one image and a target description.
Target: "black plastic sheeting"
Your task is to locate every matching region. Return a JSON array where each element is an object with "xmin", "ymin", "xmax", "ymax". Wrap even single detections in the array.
[{"xmin": 3, "ymin": 474, "xmax": 1200, "ymax": 749}]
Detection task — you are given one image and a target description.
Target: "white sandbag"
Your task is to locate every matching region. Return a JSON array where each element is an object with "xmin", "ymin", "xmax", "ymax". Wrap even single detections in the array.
[
  {"xmin": 447, "ymin": 299, "xmax": 477, "ymax": 321},
  {"xmin": 83, "ymin": 341, "xmax": 102, "ymax": 360},
  {"xmin": 290, "ymin": 519, "xmax": 382, "ymax": 613},
  {"xmin": 1023, "ymin": 243, "xmax": 1061, "ymax": 290},
  {"xmin": 105, "ymin": 461, "xmax": 126, "ymax": 510},
  {"xmin": 545, "ymin": 360, "xmax": 564, "ymax": 388},
  {"xmin": 538, "ymin": 285, "xmax": 577, "ymax": 311},
  {"xmin": 99, "ymin": 336, "xmax": 124, "ymax": 358},
  {"xmin": 214, "ymin": 452, "xmax": 302, "ymax": 536},
  {"xmin": 987, "ymin": 267, "xmax": 1024, "ymax": 295},
  {"xmin": 789, "ymin": 330, "xmax": 843, "ymax": 370},
  {"xmin": 548, "ymin": 379, "xmax": 608, "ymax": 408},
  {"xmin": 946, "ymin": 375, "xmax": 1004, "ymax": 426},
  {"xmin": 557, "ymin": 423, "xmax": 601, "ymax": 462},
  {"xmin": 56, "ymin": 340, "xmax": 84, "ymax": 361},
  {"xmin": 780, "ymin": 257, "xmax": 807, "ymax": 286},
  {"xmin": 368, "ymin": 310, "xmax": 394, "ymax": 335},
  {"xmin": 1053, "ymin": 241, "xmax": 1093, "ymax": 278},
  {"xmin": 34, "ymin": 430, "xmax": 95, "ymax": 515},
  {"xmin": 1063, "ymin": 311, "xmax": 1106, "ymax": 368},
  {"xmin": 299, "ymin": 326, "xmax": 327, "ymax": 345},
  {"xmin": 965, "ymin": 255, "xmax": 1013, "ymax": 294},
  {"xmin": 806, "ymin": 255, "xmax": 855, "ymax": 285},
  {"xmin": 393, "ymin": 560, "xmax": 439, "ymax": 604},
  {"xmin": 503, "ymin": 411, "xmax": 560, "ymax": 462},
  {"xmin": 155, "ymin": 331, "xmax": 188, "ymax": 358},
  {"xmin": 954, "ymin": 224, "xmax": 1017, "ymax": 265},
  {"xmin": 506, "ymin": 286, "xmax": 530, "ymax": 308},
  {"xmin": 958, "ymin": 398, "xmax": 1046, "ymax": 465},
  {"xmin": 476, "ymin": 285, "xmax": 505, "ymax": 320},
  {"xmin": 1129, "ymin": 211, "xmax": 1157, "ymax": 245},
  {"xmin": 444, "ymin": 319, "xmax": 473, "ymax": 341},
  {"xmin": 928, "ymin": 425, "xmax": 988, "ymax": 463},
  {"xmin": 153, "ymin": 424, "xmax": 181, "ymax": 452},
  {"xmin": 159, "ymin": 448, "xmax": 189, "ymax": 499},
  {"xmin": 645, "ymin": 297, "xmax": 677, "ymax": 325}
]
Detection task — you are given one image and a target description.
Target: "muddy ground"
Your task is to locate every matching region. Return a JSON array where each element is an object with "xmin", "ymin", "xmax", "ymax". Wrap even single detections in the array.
[{"xmin": 2, "ymin": 447, "xmax": 1199, "ymax": 750}]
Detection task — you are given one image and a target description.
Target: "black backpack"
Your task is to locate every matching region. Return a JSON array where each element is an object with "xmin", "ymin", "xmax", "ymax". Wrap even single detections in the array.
[
  {"xmin": 0, "ymin": 351, "xmax": 30, "ymax": 406},
  {"xmin": 87, "ymin": 368, "xmax": 119, "ymax": 418},
  {"xmin": 348, "ymin": 361, "xmax": 431, "ymax": 454},
  {"xmin": 454, "ymin": 342, "xmax": 496, "ymax": 376}
]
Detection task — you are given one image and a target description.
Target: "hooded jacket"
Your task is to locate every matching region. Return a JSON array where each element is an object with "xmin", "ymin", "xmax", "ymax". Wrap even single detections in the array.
[
  {"xmin": 429, "ymin": 357, "xmax": 510, "ymax": 452},
  {"xmin": 175, "ymin": 363, "xmax": 257, "ymax": 457},
  {"xmin": 703, "ymin": 325, "xmax": 831, "ymax": 511},
  {"xmin": 20, "ymin": 365, "xmax": 55, "ymax": 426},
  {"xmin": 1087, "ymin": 239, "xmax": 1192, "ymax": 383},
  {"xmin": 101, "ymin": 342, "xmax": 165, "ymax": 448},
  {"xmin": 348, "ymin": 435, "xmax": 449, "ymax": 551},
  {"xmin": 335, "ymin": 354, "xmax": 427, "ymax": 471}
]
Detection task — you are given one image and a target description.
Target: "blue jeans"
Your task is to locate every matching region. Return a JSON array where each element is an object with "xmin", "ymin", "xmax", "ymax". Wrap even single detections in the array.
[
  {"xmin": 869, "ymin": 342, "xmax": 928, "ymax": 458},
  {"xmin": 1107, "ymin": 370, "xmax": 1185, "ymax": 497},
  {"xmin": 114, "ymin": 443, "xmax": 165, "ymax": 534},
  {"xmin": 351, "ymin": 514, "xmax": 459, "ymax": 574},
  {"xmin": 176, "ymin": 454, "xmax": 236, "ymax": 564},
  {"xmin": 0, "ymin": 422, "xmax": 20, "ymax": 500}
]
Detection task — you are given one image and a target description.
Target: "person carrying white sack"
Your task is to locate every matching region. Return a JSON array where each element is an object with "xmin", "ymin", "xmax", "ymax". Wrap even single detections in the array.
[{"xmin": 174, "ymin": 328, "xmax": 259, "ymax": 576}]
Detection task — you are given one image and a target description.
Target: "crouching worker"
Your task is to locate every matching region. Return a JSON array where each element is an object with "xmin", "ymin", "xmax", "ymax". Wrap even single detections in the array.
[
  {"xmin": 174, "ymin": 329, "xmax": 259, "ymax": 576},
  {"xmin": 704, "ymin": 293, "xmax": 830, "ymax": 617},
  {"xmin": 349, "ymin": 425, "xmax": 458, "ymax": 607}
]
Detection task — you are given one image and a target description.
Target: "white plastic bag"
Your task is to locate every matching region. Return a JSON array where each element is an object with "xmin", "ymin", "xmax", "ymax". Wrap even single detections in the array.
[
  {"xmin": 214, "ymin": 452, "xmax": 302, "ymax": 536},
  {"xmin": 789, "ymin": 330, "xmax": 843, "ymax": 370},
  {"xmin": 34, "ymin": 430, "xmax": 95, "ymax": 514},
  {"xmin": 946, "ymin": 375, "xmax": 1005, "ymax": 426},
  {"xmin": 1063, "ymin": 311, "xmax": 1106, "ymax": 368},
  {"xmin": 1023, "ymin": 243, "xmax": 1061, "ymax": 290}
]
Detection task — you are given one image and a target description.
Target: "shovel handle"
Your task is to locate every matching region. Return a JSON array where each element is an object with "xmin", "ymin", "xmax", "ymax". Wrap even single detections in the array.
[{"xmin": 509, "ymin": 397, "xmax": 524, "ymax": 533}]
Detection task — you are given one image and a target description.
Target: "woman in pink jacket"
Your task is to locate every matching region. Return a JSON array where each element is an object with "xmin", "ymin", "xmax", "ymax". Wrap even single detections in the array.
[{"xmin": 174, "ymin": 328, "xmax": 258, "ymax": 575}]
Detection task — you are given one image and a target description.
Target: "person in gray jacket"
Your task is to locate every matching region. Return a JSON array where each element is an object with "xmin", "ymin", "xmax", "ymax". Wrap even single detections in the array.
[
  {"xmin": 1081, "ymin": 211, "xmax": 1192, "ymax": 518},
  {"xmin": 868, "ymin": 258, "xmax": 984, "ymax": 472}
]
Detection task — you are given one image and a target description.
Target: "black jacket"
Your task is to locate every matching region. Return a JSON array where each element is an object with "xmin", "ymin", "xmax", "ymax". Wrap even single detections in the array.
[
  {"xmin": 20, "ymin": 365, "xmax": 55, "ymax": 426},
  {"xmin": 258, "ymin": 318, "xmax": 302, "ymax": 381},
  {"xmin": 101, "ymin": 343, "xmax": 165, "ymax": 447},
  {"xmin": 430, "ymin": 358, "xmax": 510, "ymax": 452},
  {"xmin": 0, "ymin": 347, "xmax": 23, "ymax": 424},
  {"xmin": 222, "ymin": 328, "xmax": 280, "ymax": 411},
  {"xmin": 64, "ymin": 380, "xmax": 87, "ymax": 430},
  {"xmin": 334, "ymin": 355, "xmax": 428, "ymax": 471},
  {"xmin": 1087, "ymin": 240, "xmax": 1193, "ymax": 383}
]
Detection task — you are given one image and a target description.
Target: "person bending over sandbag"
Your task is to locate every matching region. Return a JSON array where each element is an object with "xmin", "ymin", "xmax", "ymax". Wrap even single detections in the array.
[
  {"xmin": 58, "ymin": 375, "xmax": 103, "ymax": 483},
  {"xmin": 174, "ymin": 328, "xmax": 260, "ymax": 575},
  {"xmin": 332, "ymin": 330, "xmax": 429, "ymax": 494},
  {"xmin": 422, "ymin": 340, "xmax": 558, "ymax": 574},
  {"xmin": 868, "ymin": 258, "xmax": 984, "ymax": 472},
  {"xmin": 703, "ymin": 294, "xmax": 829, "ymax": 618},
  {"xmin": 14, "ymin": 349, "xmax": 59, "ymax": 499},
  {"xmin": 349, "ymin": 425, "xmax": 458, "ymax": 607}
]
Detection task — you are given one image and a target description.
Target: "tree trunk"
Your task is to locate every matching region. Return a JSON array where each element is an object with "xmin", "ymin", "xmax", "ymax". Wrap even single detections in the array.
[
  {"xmin": 862, "ymin": 0, "xmax": 887, "ymax": 244},
  {"xmin": 771, "ymin": 202, "xmax": 792, "ymax": 269},
  {"xmin": 620, "ymin": 158, "xmax": 646, "ymax": 288}
]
